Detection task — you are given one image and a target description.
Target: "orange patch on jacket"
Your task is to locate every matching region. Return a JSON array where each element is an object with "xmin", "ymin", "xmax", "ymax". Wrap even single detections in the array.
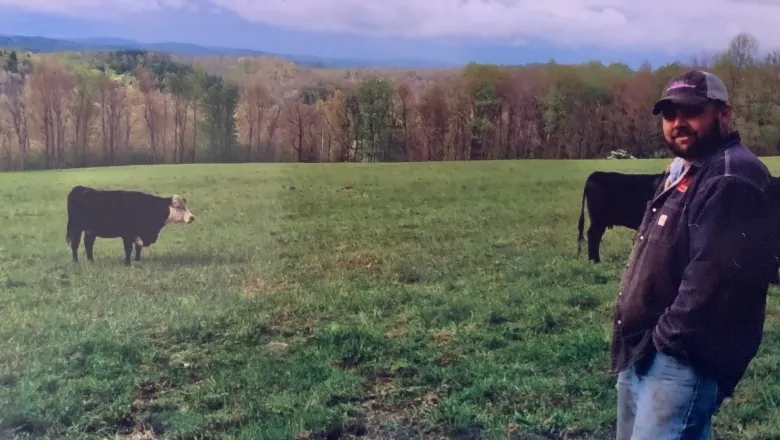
[{"xmin": 677, "ymin": 175, "xmax": 691, "ymax": 192}]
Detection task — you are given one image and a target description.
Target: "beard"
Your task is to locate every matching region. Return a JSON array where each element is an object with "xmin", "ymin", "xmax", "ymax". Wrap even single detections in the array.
[{"xmin": 665, "ymin": 118, "xmax": 725, "ymax": 160}]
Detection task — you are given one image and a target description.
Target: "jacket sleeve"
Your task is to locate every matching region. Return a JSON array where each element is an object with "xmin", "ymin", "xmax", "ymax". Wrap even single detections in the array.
[{"xmin": 652, "ymin": 175, "xmax": 776, "ymax": 363}]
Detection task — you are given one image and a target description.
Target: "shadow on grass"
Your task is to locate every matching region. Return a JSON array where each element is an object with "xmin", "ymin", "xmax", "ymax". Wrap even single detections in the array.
[
  {"xmin": 143, "ymin": 252, "xmax": 248, "ymax": 268},
  {"xmin": 55, "ymin": 252, "xmax": 247, "ymax": 271}
]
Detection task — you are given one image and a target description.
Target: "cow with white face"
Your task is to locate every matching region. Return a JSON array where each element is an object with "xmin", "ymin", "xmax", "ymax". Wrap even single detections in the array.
[
  {"xmin": 66, "ymin": 186, "xmax": 196, "ymax": 265},
  {"xmin": 167, "ymin": 195, "xmax": 195, "ymax": 225}
]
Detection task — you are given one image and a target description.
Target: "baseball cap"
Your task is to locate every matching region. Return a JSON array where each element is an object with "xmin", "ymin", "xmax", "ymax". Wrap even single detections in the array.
[{"xmin": 652, "ymin": 70, "xmax": 729, "ymax": 115}]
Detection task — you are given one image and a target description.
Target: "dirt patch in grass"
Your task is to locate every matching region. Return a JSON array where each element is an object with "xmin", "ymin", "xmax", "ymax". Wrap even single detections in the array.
[
  {"xmin": 356, "ymin": 373, "xmax": 446, "ymax": 440},
  {"xmin": 115, "ymin": 381, "xmax": 163, "ymax": 439},
  {"xmin": 385, "ymin": 322, "xmax": 407, "ymax": 339},
  {"xmin": 269, "ymin": 307, "xmax": 319, "ymax": 338},
  {"xmin": 434, "ymin": 350, "xmax": 459, "ymax": 367},
  {"xmin": 334, "ymin": 251, "xmax": 385, "ymax": 275},
  {"xmin": 241, "ymin": 276, "xmax": 291, "ymax": 297},
  {"xmin": 431, "ymin": 331, "xmax": 454, "ymax": 344}
]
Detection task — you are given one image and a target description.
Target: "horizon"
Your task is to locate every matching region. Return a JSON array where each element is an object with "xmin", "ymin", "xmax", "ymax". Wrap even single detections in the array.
[{"xmin": 1, "ymin": 1, "xmax": 778, "ymax": 69}]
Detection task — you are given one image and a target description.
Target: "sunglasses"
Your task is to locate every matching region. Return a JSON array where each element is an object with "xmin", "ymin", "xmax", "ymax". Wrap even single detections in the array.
[{"xmin": 660, "ymin": 104, "xmax": 706, "ymax": 121}]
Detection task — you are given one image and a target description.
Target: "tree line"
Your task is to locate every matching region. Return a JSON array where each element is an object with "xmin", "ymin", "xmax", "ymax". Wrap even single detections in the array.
[{"xmin": 0, "ymin": 32, "xmax": 778, "ymax": 171}]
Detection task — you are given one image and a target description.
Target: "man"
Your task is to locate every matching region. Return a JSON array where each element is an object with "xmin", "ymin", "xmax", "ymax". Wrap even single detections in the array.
[{"xmin": 612, "ymin": 69, "xmax": 778, "ymax": 439}]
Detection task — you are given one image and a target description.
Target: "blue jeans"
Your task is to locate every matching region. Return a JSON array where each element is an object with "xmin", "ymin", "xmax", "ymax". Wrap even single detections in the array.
[{"xmin": 616, "ymin": 350, "xmax": 724, "ymax": 440}]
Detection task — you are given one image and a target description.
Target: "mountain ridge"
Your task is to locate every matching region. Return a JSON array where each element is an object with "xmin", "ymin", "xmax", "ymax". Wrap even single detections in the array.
[{"xmin": 0, "ymin": 34, "xmax": 459, "ymax": 69}]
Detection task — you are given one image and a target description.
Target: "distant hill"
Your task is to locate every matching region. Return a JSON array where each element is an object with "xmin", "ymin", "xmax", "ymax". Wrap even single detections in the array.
[{"xmin": 0, "ymin": 34, "xmax": 456, "ymax": 69}]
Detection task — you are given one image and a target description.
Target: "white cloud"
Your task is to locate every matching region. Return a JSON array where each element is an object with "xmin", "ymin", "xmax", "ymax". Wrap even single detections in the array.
[
  {"xmin": 1, "ymin": 0, "xmax": 779, "ymax": 54},
  {"xmin": 0, "ymin": 0, "xmax": 162, "ymax": 17},
  {"xmin": 205, "ymin": 0, "xmax": 780, "ymax": 54},
  {"xmin": 159, "ymin": 0, "xmax": 189, "ymax": 9}
]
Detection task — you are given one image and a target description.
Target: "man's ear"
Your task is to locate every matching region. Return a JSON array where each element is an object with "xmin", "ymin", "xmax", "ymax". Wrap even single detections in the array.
[{"xmin": 716, "ymin": 103, "xmax": 732, "ymax": 132}]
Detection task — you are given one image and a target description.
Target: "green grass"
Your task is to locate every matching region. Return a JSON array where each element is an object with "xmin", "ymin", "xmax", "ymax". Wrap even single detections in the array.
[{"xmin": 2, "ymin": 159, "xmax": 780, "ymax": 439}]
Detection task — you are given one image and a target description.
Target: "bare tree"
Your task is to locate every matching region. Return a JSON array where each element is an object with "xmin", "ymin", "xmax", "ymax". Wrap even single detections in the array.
[
  {"xmin": 0, "ymin": 71, "xmax": 30, "ymax": 167},
  {"xmin": 239, "ymin": 75, "xmax": 272, "ymax": 161},
  {"xmin": 135, "ymin": 66, "xmax": 162, "ymax": 163},
  {"xmin": 28, "ymin": 56, "xmax": 74, "ymax": 168},
  {"xmin": 70, "ymin": 67, "xmax": 99, "ymax": 166},
  {"xmin": 97, "ymin": 73, "xmax": 126, "ymax": 165}
]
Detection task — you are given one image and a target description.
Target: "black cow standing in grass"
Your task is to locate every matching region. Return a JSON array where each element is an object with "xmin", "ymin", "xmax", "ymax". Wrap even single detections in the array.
[
  {"xmin": 66, "ymin": 185, "xmax": 196, "ymax": 265},
  {"xmin": 577, "ymin": 171, "xmax": 666, "ymax": 263}
]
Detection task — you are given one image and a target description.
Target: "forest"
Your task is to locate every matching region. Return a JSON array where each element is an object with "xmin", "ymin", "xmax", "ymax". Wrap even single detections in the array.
[{"xmin": 0, "ymin": 32, "xmax": 778, "ymax": 171}]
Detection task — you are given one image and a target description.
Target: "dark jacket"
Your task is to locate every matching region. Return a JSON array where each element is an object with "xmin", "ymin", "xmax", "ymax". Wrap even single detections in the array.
[{"xmin": 610, "ymin": 131, "xmax": 778, "ymax": 397}]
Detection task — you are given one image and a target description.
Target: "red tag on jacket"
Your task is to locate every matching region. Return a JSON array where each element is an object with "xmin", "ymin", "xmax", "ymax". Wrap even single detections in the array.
[{"xmin": 677, "ymin": 175, "xmax": 691, "ymax": 192}]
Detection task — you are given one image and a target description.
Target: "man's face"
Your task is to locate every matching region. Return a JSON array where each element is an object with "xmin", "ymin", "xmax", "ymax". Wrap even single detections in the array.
[{"xmin": 660, "ymin": 101, "xmax": 730, "ymax": 160}]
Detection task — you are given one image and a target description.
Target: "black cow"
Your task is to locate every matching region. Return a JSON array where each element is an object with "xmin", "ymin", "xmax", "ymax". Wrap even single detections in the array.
[
  {"xmin": 576, "ymin": 171, "xmax": 666, "ymax": 262},
  {"xmin": 66, "ymin": 185, "xmax": 195, "ymax": 265},
  {"xmin": 766, "ymin": 176, "xmax": 780, "ymax": 284}
]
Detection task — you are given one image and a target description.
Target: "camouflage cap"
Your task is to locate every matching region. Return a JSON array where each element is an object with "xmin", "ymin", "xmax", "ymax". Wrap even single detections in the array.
[{"xmin": 652, "ymin": 70, "xmax": 729, "ymax": 115}]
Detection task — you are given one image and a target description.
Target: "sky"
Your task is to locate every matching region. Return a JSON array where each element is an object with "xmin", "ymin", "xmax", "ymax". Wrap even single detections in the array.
[{"xmin": 0, "ymin": 0, "xmax": 779, "ymax": 68}]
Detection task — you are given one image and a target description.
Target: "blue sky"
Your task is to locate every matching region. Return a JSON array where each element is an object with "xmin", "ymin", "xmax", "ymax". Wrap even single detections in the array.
[{"xmin": 0, "ymin": 0, "xmax": 778, "ymax": 68}]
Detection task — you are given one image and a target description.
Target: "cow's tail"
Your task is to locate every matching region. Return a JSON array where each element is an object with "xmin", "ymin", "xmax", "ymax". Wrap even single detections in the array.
[
  {"xmin": 577, "ymin": 182, "xmax": 587, "ymax": 257},
  {"xmin": 65, "ymin": 185, "xmax": 85, "ymax": 246},
  {"xmin": 66, "ymin": 190, "xmax": 74, "ymax": 246}
]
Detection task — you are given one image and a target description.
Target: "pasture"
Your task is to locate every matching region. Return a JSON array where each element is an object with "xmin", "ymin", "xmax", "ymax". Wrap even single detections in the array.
[{"xmin": 2, "ymin": 159, "xmax": 780, "ymax": 439}]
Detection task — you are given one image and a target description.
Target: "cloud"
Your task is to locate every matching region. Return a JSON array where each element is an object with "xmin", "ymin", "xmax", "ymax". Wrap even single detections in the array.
[
  {"xmin": 0, "ymin": 0, "xmax": 162, "ymax": 17},
  {"xmin": 207, "ymin": 0, "xmax": 780, "ymax": 54},
  {"xmin": 159, "ymin": 0, "xmax": 189, "ymax": 9},
  {"xmin": 1, "ymin": 0, "xmax": 779, "ymax": 54}
]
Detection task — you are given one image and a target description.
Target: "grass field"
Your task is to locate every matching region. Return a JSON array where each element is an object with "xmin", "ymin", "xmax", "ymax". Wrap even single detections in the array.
[{"xmin": 2, "ymin": 159, "xmax": 780, "ymax": 439}]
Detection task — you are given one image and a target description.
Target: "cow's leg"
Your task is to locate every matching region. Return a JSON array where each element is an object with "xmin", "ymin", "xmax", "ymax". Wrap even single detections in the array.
[
  {"xmin": 68, "ymin": 230, "xmax": 82, "ymax": 262},
  {"xmin": 83, "ymin": 232, "xmax": 96, "ymax": 262},
  {"xmin": 122, "ymin": 237, "xmax": 134, "ymax": 266},
  {"xmin": 134, "ymin": 243, "xmax": 142, "ymax": 261},
  {"xmin": 587, "ymin": 224, "xmax": 607, "ymax": 263}
]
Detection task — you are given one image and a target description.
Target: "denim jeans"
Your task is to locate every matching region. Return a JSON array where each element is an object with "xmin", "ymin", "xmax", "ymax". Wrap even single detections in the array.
[{"xmin": 616, "ymin": 350, "xmax": 724, "ymax": 440}]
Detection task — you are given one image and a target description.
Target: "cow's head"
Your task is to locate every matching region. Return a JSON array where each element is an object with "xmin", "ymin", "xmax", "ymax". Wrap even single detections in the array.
[{"xmin": 167, "ymin": 195, "xmax": 195, "ymax": 224}]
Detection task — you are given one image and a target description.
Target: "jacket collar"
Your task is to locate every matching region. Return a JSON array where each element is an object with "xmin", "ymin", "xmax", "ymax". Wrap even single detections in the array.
[{"xmin": 690, "ymin": 130, "xmax": 741, "ymax": 169}]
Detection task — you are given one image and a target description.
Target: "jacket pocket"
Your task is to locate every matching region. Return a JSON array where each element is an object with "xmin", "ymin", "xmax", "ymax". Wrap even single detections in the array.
[{"xmin": 646, "ymin": 204, "xmax": 682, "ymax": 247}]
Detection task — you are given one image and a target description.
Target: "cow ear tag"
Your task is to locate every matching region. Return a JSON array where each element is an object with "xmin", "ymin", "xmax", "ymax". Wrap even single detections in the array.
[{"xmin": 658, "ymin": 214, "xmax": 667, "ymax": 226}]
